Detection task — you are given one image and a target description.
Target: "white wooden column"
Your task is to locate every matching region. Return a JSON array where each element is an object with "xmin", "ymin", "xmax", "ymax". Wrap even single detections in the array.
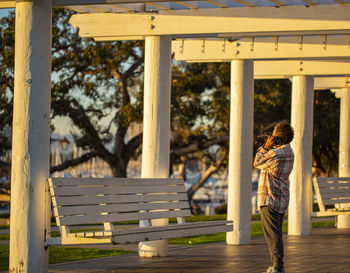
[
  {"xmin": 10, "ymin": 1, "xmax": 52, "ymax": 272},
  {"xmin": 335, "ymin": 88, "xmax": 350, "ymax": 229},
  {"xmin": 288, "ymin": 76, "xmax": 314, "ymax": 235},
  {"xmin": 226, "ymin": 60, "xmax": 254, "ymax": 245},
  {"xmin": 139, "ymin": 36, "xmax": 171, "ymax": 257}
]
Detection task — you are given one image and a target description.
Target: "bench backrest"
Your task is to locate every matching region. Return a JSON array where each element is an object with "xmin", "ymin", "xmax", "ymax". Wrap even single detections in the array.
[
  {"xmin": 49, "ymin": 178, "xmax": 191, "ymax": 228},
  {"xmin": 313, "ymin": 177, "xmax": 350, "ymax": 211}
]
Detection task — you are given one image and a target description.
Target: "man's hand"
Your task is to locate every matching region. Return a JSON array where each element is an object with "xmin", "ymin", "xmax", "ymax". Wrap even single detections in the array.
[{"xmin": 263, "ymin": 136, "xmax": 275, "ymax": 150}]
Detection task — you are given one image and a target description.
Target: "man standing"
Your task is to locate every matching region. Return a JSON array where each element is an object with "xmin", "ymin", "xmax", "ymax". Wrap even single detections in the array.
[{"xmin": 253, "ymin": 122, "xmax": 295, "ymax": 273}]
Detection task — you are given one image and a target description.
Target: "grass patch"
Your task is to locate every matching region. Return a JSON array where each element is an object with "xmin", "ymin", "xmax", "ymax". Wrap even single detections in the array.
[
  {"xmin": 0, "ymin": 245, "xmax": 9, "ymax": 271},
  {"xmin": 0, "ymin": 245, "xmax": 132, "ymax": 271},
  {"xmin": 48, "ymin": 246, "xmax": 131, "ymax": 264},
  {"xmin": 176, "ymin": 215, "xmax": 228, "ymax": 223},
  {"xmin": 312, "ymin": 220, "xmax": 336, "ymax": 228}
]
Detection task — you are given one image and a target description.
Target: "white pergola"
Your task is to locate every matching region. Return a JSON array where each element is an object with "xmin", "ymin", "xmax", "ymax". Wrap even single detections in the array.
[{"xmin": 2, "ymin": 0, "xmax": 350, "ymax": 272}]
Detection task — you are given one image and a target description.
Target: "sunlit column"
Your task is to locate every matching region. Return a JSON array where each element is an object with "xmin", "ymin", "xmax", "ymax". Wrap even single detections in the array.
[
  {"xmin": 335, "ymin": 88, "xmax": 350, "ymax": 228},
  {"xmin": 10, "ymin": 0, "xmax": 52, "ymax": 272},
  {"xmin": 139, "ymin": 36, "xmax": 171, "ymax": 257},
  {"xmin": 288, "ymin": 76, "xmax": 314, "ymax": 235},
  {"xmin": 226, "ymin": 60, "xmax": 254, "ymax": 245}
]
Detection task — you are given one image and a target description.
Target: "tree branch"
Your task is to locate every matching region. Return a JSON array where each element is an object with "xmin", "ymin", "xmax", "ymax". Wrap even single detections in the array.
[
  {"xmin": 69, "ymin": 98, "xmax": 114, "ymax": 162},
  {"xmin": 50, "ymin": 151, "xmax": 96, "ymax": 173},
  {"xmin": 124, "ymin": 132, "xmax": 143, "ymax": 162},
  {"xmin": 173, "ymin": 135, "xmax": 228, "ymax": 157},
  {"xmin": 187, "ymin": 148, "xmax": 228, "ymax": 202}
]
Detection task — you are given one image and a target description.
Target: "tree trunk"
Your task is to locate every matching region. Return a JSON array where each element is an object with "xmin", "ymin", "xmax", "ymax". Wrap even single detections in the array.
[{"xmin": 111, "ymin": 164, "xmax": 127, "ymax": 178}]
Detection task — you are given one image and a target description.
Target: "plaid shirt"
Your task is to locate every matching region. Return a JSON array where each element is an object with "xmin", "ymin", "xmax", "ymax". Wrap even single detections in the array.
[{"xmin": 253, "ymin": 144, "xmax": 294, "ymax": 214}]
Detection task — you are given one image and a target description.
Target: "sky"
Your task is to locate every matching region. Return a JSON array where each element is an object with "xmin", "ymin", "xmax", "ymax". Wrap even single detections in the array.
[{"xmin": 0, "ymin": 9, "xmax": 12, "ymax": 18}]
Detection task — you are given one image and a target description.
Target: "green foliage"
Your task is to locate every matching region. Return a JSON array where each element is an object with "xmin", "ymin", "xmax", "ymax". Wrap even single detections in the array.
[
  {"xmin": 0, "ymin": 13, "xmax": 14, "ymax": 159},
  {"xmin": 254, "ymin": 79, "xmax": 292, "ymax": 135},
  {"xmin": 0, "ymin": 245, "xmax": 9, "ymax": 271},
  {"xmin": 50, "ymin": 9, "xmax": 145, "ymax": 152},
  {"xmin": 171, "ymin": 62, "xmax": 217, "ymax": 143},
  {"xmin": 0, "ymin": 9, "xmax": 146, "ymax": 177},
  {"xmin": 313, "ymin": 90, "xmax": 340, "ymax": 176}
]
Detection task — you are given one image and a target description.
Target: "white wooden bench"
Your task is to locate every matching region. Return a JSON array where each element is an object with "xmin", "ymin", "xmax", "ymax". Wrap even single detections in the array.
[
  {"xmin": 46, "ymin": 177, "xmax": 233, "ymax": 246},
  {"xmin": 312, "ymin": 176, "xmax": 350, "ymax": 217}
]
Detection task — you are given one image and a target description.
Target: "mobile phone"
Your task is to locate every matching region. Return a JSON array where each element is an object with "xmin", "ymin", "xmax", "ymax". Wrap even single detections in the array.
[{"xmin": 273, "ymin": 136, "xmax": 282, "ymax": 145}]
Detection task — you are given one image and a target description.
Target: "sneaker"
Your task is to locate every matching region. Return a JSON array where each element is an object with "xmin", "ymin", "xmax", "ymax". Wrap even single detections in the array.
[
  {"xmin": 263, "ymin": 266, "xmax": 274, "ymax": 273},
  {"xmin": 269, "ymin": 267, "xmax": 285, "ymax": 273}
]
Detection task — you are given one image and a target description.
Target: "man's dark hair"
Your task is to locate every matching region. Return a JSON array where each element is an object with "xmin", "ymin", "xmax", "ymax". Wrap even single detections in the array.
[{"xmin": 274, "ymin": 122, "xmax": 294, "ymax": 144}]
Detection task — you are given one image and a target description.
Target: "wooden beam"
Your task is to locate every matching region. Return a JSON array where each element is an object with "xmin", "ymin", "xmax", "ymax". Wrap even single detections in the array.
[
  {"xmin": 85, "ymin": 5, "xmax": 109, "ymax": 12},
  {"xmin": 226, "ymin": 75, "xmax": 350, "ymax": 89},
  {"xmin": 107, "ymin": 4, "xmax": 133, "ymax": 12},
  {"xmin": 145, "ymin": 2, "xmax": 170, "ymax": 10},
  {"xmin": 0, "ymin": 1, "xmax": 15, "ymax": 8},
  {"xmin": 233, "ymin": 0, "xmax": 255, "ymax": 7},
  {"xmin": 70, "ymin": 5, "xmax": 350, "ymax": 38},
  {"xmin": 53, "ymin": 0, "xmax": 200, "ymax": 5},
  {"xmin": 174, "ymin": 1, "xmax": 198, "ymax": 9},
  {"xmin": 172, "ymin": 35, "xmax": 350, "ymax": 61},
  {"xmin": 0, "ymin": 0, "xmax": 194, "ymax": 8},
  {"xmin": 266, "ymin": 0, "xmax": 286, "ymax": 7},
  {"xmin": 254, "ymin": 60, "xmax": 350, "ymax": 77},
  {"xmin": 94, "ymin": 36, "xmax": 146, "ymax": 41},
  {"xmin": 205, "ymin": 0, "xmax": 227, "ymax": 8},
  {"xmin": 314, "ymin": 77, "xmax": 350, "ymax": 89},
  {"xmin": 302, "ymin": 0, "xmax": 316, "ymax": 6},
  {"xmin": 157, "ymin": 3, "xmax": 349, "ymax": 16}
]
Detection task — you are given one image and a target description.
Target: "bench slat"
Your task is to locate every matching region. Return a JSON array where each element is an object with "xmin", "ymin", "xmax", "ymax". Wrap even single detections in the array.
[
  {"xmin": 313, "ymin": 177, "xmax": 350, "ymax": 213},
  {"xmin": 49, "ymin": 178, "xmax": 184, "ymax": 187},
  {"xmin": 72, "ymin": 220, "xmax": 233, "ymax": 238},
  {"xmin": 312, "ymin": 211, "xmax": 350, "ymax": 217},
  {"xmin": 111, "ymin": 224, "xmax": 232, "ymax": 244},
  {"xmin": 318, "ymin": 188, "xmax": 350, "ymax": 196},
  {"xmin": 57, "ymin": 209, "xmax": 192, "ymax": 226},
  {"xmin": 112, "ymin": 220, "xmax": 232, "ymax": 236},
  {"xmin": 55, "ymin": 201, "xmax": 190, "ymax": 216},
  {"xmin": 323, "ymin": 198, "xmax": 350, "ymax": 205},
  {"xmin": 316, "ymin": 177, "xmax": 350, "ymax": 183},
  {"xmin": 313, "ymin": 177, "xmax": 326, "ymax": 211},
  {"xmin": 51, "ymin": 185, "xmax": 186, "ymax": 196},
  {"xmin": 53, "ymin": 192, "xmax": 189, "ymax": 206},
  {"xmin": 317, "ymin": 182, "xmax": 350, "ymax": 188}
]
